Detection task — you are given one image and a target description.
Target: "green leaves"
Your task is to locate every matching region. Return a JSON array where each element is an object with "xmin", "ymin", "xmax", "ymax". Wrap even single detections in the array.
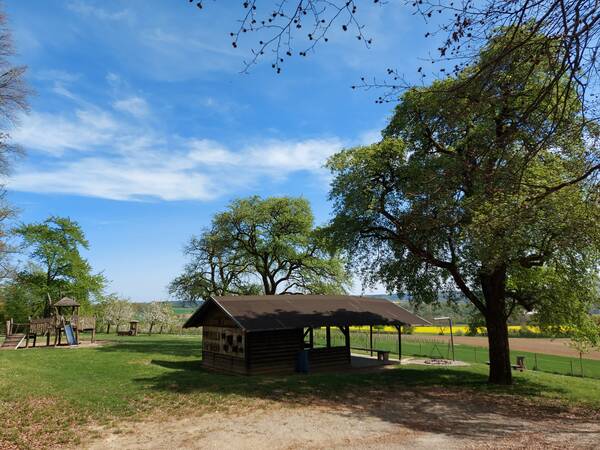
[
  {"xmin": 10, "ymin": 216, "xmax": 106, "ymax": 316},
  {"xmin": 327, "ymin": 26, "xmax": 600, "ymax": 326},
  {"xmin": 171, "ymin": 196, "xmax": 348, "ymax": 300}
]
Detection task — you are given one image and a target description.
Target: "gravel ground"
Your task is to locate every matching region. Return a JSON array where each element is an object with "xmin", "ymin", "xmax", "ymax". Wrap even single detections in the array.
[{"xmin": 79, "ymin": 387, "xmax": 600, "ymax": 450}]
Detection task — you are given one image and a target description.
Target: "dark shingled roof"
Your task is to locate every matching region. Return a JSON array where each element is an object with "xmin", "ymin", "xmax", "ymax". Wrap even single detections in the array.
[
  {"xmin": 183, "ymin": 295, "xmax": 430, "ymax": 331},
  {"xmin": 53, "ymin": 297, "xmax": 80, "ymax": 307}
]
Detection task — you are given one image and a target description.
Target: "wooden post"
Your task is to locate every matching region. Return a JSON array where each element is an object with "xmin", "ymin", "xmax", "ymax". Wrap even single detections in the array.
[
  {"xmin": 345, "ymin": 326, "xmax": 351, "ymax": 363},
  {"xmin": 369, "ymin": 325, "xmax": 373, "ymax": 357},
  {"xmin": 326, "ymin": 326, "xmax": 331, "ymax": 348},
  {"xmin": 396, "ymin": 325, "xmax": 402, "ymax": 364},
  {"xmin": 449, "ymin": 318, "xmax": 455, "ymax": 361},
  {"xmin": 309, "ymin": 327, "xmax": 313, "ymax": 348}
]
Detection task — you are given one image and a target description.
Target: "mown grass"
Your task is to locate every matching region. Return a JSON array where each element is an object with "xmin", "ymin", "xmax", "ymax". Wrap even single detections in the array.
[
  {"xmin": 318, "ymin": 330, "xmax": 600, "ymax": 379},
  {"xmin": 2, "ymin": 333, "xmax": 600, "ymax": 449}
]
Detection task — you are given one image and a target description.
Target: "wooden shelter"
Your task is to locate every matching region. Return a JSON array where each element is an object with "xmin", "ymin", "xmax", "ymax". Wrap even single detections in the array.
[
  {"xmin": 117, "ymin": 320, "xmax": 139, "ymax": 336},
  {"xmin": 183, "ymin": 295, "xmax": 429, "ymax": 375}
]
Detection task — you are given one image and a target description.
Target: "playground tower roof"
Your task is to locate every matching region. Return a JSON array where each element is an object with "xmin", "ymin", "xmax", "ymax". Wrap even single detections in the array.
[{"xmin": 53, "ymin": 297, "xmax": 80, "ymax": 307}]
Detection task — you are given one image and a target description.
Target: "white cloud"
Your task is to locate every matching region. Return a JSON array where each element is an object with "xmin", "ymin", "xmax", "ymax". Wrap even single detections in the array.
[
  {"xmin": 11, "ymin": 157, "xmax": 217, "ymax": 201},
  {"xmin": 67, "ymin": 1, "xmax": 132, "ymax": 22},
  {"xmin": 9, "ymin": 105, "xmax": 344, "ymax": 202},
  {"xmin": 113, "ymin": 97, "xmax": 150, "ymax": 118},
  {"xmin": 11, "ymin": 109, "xmax": 119, "ymax": 156}
]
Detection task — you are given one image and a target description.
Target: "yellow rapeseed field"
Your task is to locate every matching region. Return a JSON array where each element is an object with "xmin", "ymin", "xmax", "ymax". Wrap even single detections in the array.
[{"xmin": 349, "ymin": 325, "xmax": 540, "ymax": 335}]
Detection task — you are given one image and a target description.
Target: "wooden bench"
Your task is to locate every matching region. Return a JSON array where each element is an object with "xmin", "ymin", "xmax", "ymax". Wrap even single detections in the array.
[
  {"xmin": 486, "ymin": 356, "xmax": 526, "ymax": 372},
  {"xmin": 351, "ymin": 347, "xmax": 391, "ymax": 362}
]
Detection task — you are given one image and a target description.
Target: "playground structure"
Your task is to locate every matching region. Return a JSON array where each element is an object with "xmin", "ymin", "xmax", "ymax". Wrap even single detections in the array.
[{"xmin": 2, "ymin": 296, "xmax": 96, "ymax": 350}]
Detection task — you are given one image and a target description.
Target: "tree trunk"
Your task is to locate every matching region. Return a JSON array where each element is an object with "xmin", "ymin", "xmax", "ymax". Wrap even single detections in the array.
[
  {"xmin": 485, "ymin": 310, "xmax": 512, "ymax": 385},
  {"xmin": 149, "ymin": 322, "xmax": 154, "ymax": 335},
  {"xmin": 481, "ymin": 267, "xmax": 512, "ymax": 385},
  {"xmin": 107, "ymin": 323, "xmax": 111, "ymax": 334}
]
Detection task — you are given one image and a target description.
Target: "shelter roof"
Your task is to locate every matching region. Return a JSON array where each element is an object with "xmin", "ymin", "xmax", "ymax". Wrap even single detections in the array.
[{"xmin": 183, "ymin": 295, "xmax": 430, "ymax": 331}]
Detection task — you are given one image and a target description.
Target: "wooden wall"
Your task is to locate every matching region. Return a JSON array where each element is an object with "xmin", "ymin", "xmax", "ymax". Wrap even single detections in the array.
[
  {"xmin": 202, "ymin": 349, "xmax": 247, "ymax": 374},
  {"xmin": 199, "ymin": 304, "xmax": 248, "ymax": 374},
  {"xmin": 246, "ymin": 328, "xmax": 304, "ymax": 375},
  {"xmin": 200, "ymin": 324, "xmax": 351, "ymax": 375}
]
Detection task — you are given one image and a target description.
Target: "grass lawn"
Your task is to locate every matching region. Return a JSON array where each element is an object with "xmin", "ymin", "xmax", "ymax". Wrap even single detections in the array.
[
  {"xmin": 319, "ymin": 330, "xmax": 600, "ymax": 379},
  {"xmin": 2, "ymin": 334, "xmax": 600, "ymax": 449}
]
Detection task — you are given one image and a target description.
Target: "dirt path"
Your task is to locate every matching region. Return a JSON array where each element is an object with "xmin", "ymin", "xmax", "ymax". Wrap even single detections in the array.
[
  {"xmin": 79, "ymin": 387, "xmax": 600, "ymax": 450},
  {"xmin": 404, "ymin": 335, "xmax": 600, "ymax": 360}
]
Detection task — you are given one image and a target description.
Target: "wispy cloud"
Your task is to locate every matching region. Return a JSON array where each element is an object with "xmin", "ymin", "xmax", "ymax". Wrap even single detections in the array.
[
  {"xmin": 11, "ymin": 109, "xmax": 119, "ymax": 156},
  {"xmin": 113, "ymin": 96, "xmax": 150, "ymax": 118},
  {"xmin": 9, "ymin": 102, "xmax": 344, "ymax": 201},
  {"xmin": 67, "ymin": 1, "xmax": 133, "ymax": 22}
]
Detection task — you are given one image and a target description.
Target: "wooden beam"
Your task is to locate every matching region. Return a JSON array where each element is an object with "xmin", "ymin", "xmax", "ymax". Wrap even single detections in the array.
[
  {"xmin": 396, "ymin": 325, "xmax": 402, "ymax": 365},
  {"xmin": 345, "ymin": 326, "xmax": 350, "ymax": 349},
  {"xmin": 326, "ymin": 326, "xmax": 331, "ymax": 348}
]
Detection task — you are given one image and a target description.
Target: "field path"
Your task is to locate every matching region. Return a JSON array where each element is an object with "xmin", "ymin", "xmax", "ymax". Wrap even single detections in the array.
[
  {"xmin": 404, "ymin": 335, "xmax": 600, "ymax": 360},
  {"xmin": 79, "ymin": 387, "xmax": 600, "ymax": 450}
]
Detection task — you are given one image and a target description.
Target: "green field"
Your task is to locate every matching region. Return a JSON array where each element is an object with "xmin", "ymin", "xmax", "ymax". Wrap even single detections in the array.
[
  {"xmin": 315, "ymin": 330, "xmax": 600, "ymax": 379},
  {"xmin": 172, "ymin": 307, "xmax": 195, "ymax": 315},
  {"xmin": 2, "ymin": 334, "xmax": 600, "ymax": 449}
]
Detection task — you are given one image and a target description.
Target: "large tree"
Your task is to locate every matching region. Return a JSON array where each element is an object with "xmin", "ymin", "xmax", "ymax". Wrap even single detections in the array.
[
  {"xmin": 13, "ymin": 216, "xmax": 106, "ymax": 316},
  {"xmin": 169, "ymin": 226, "xmax": 257, "ymax": 303},
  {"xmin": 326, "ymin": 29, "xmax": 600, "ymax": 385},
  {"xmin": 0, "ymin": 8, "xmax": 29, "ymax": 283},
  {"xmin": 171, "ymin": 196, "xmax": 348, "ymax": 301}
]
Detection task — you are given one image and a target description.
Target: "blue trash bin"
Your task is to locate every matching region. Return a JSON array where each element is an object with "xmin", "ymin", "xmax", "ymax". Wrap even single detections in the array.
[{"xmin": 296, "ymin": 349, "xmax": 309, "ymax": 373}]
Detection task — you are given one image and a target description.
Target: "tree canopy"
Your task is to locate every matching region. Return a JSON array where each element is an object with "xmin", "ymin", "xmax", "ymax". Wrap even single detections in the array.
[
  {"xmin": 12, "ymin": 216, "xmax": 106, "ymax": 316},
  {"xmin": 170, "ymin": 196, "xmax": 348, "ymax": 301},
  {"xmin": 326, "ymin": 28, "xmax": 600, "ymax": 384},
  {"xmin": 97, "ymin": 293, "xmax": 134, "ymax": 334}
]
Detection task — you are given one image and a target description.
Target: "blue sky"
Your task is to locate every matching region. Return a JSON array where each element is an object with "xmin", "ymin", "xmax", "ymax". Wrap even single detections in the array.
[{"xmin": 4, "ymin": 1, "xmax": 437, "ymax": 300}]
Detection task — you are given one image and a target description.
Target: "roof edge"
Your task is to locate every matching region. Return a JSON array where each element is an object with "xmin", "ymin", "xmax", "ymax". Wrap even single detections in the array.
[{"xmin": 182, "ymin": 296, "xmax": 247, "ymax": 330}]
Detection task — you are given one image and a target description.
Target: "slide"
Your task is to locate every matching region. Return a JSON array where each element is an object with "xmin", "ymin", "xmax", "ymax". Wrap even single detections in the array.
[{"xmin": 64, "ymin": 324, "xmax": 78, "ymax": 346}]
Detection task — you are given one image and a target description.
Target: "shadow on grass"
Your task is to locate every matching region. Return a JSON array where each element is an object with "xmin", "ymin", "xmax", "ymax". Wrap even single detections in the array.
[
  {"xmin": 135, "ymin": 360, "xmax": 597, "ymax": 441},
  {"xmin": 95, "ymin": 336, "xmax": 201, "ymax": 358}
]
